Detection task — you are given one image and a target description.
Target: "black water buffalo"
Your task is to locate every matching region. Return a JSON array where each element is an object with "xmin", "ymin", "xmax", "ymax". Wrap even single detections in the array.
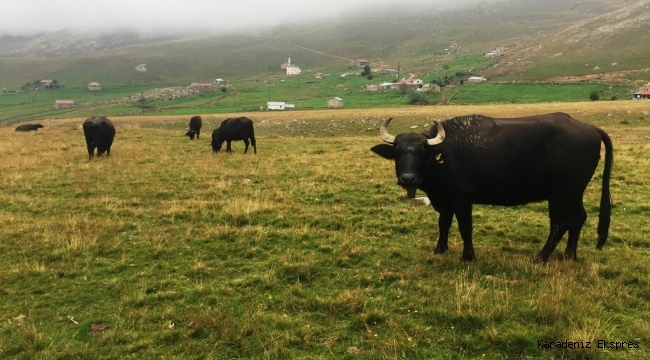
[
  {"xmin": 185, "ymin": 115, "xmax": 202, "ymax": 140},
  {"xmin": 211, "ymin": 117, "xmax": 257, "ymax": 154},
  {"xmin": 83, "ymin": 116, "xmax": 115, "ymax": 160},
  {"xmin": 15, "ymin": 124, "xmax": 44, "ymax": 132},
  {"xmin": 371, "ymin": 113, "xmax": 613, "ymax": 262}
]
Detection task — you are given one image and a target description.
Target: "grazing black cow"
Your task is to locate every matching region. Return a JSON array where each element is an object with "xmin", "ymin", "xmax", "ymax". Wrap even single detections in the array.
[
  {"xmin": 211, "ymin": 117, "xmax": 257, "ymax": 154},
  {"xmin": 83, "ymin": 116, "xmax": 116, "ymax": 160},
  {"xmin": 15, "ymin": 124, "xmax": 44, "ymax": 132},
  {"xmin": 371, "ymin": 113, "xmax": 613, "ymax": 262},
  {"xmin": 185, "ymin": 115, "xmax": 203, "ymax": 140}
]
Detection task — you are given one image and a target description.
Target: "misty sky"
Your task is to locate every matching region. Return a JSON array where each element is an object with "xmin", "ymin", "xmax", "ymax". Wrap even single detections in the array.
[{"xmin": 1, "ymin": 0, "xmax": 484, "ymax": 36}]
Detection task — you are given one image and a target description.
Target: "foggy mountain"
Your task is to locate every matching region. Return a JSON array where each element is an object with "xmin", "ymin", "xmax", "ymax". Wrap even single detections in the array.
[{"xmin": 1, "ymin": 0, "xmax": 648, "ymax": 86}]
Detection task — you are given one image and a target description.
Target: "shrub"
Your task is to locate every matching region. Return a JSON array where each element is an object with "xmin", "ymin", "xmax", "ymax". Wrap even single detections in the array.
[{"xmin": 409, "ymin": 91, "xmax": 428, "ymax": 105}]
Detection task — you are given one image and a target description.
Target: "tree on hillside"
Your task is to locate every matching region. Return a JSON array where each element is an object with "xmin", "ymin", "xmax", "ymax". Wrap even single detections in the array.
[
  {"xmin": 409, "ymin": 91, "xmax": 428, "ymax": 105},
  {"xmin": 589, "ymin": 91, "xmax": 600, "ymax": 101}
]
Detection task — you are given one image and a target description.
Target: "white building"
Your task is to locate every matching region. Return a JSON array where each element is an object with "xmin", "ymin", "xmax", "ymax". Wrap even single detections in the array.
[
  {"xmin": 327, "ymin": 97, "xmax": 343, "ymax": 108},
  {"xmin": 267, "ymin": 101, "xmax": 295, "ymax": 110},
  {"xmin": 468, "ymin": 76, "xmax": 487, "ymax": 83},
  {"xmin": 285, "ymin": 56, "xmax": 301, "ymax": 75}
]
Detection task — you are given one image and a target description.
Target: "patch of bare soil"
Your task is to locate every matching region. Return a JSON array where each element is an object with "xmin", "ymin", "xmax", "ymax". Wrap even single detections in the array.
[
  {"xmin": 547, "ymin": 68, "xmax": 650, "ymax": 83},
  {"xmin": 89, "ymin": 323, "xmax": 109, "ymax": 335}
]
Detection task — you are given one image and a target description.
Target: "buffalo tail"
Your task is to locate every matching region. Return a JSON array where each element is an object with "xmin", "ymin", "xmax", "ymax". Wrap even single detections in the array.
[{"xmin": 596, "ymin": 128, "xmax": 613, "ymax": 250}]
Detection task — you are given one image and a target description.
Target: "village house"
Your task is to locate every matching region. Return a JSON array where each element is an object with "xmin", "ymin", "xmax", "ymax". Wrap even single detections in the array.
[
  {"xmin": 267, "ymin": 101, "xmax": 295, "ymax": 110},
  {"xmin": 355, "ymin": 59, "xmax": 370, "ymax": 68},
  {"xmin": 55, "ymin": 100, "xmax": 74, "ymax": 109},
  {"xmin": 41, "ymin": 80, "xmax": 53, "ymax": 87},
  {"xmin": 327, "ymin": 97, "xmax": 343, "ymax": 108},
  {"xmin": 189, "ymin": 83, "xmax": 215, "ymax": 91},
  {"xmin": 88, "ymin": 82, "xmax": 101, "ymax": 91},
  {"xmin": 395, "ymin": 79, "xmax": 418, "ymax": 89},
  {"xmin": 468, "ymin": 76, "xmax": 488, "ymax": 83},
  {"xmin": 419, "ymin": 84, "xmax": 441, "ymax": 93},
  {"xmin": 633, "ymin": 83, "xmax": 650, "ymax": 99}
]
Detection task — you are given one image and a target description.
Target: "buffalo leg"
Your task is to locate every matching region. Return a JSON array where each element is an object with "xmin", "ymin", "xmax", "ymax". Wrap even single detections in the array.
[
  {"xmin": 564, "ymin": 202, "xmax": 587, "ymax": 260},
  {"xmin": 251, "ymin": 137, "xmax": 257, "ymax": 154},
  {"xmin": 87, "ymin": 145, "xmax": 95, "ymax": 160},
  {"xmin": 536, "ymin": 201, "xmax": 570, "ymax": 263},
  {"xmin": 454, "ymin": 203, "xmax": 475, "ymax": 261},
  {"xmin": 226, "ymin": 140, "xmax": 232, "ymax": 152},
  {"xmin": 434, "ymin": 210, "xmax": 454, "ymax": 254},
  {"xmin": 243, "ymin": 138, "xmax": 250, "ymax": 154}
]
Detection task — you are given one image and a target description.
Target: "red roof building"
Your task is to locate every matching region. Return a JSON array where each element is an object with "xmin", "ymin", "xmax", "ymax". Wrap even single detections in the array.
[
  {"xmin": 189, "ymin": 83, "xmax": 215, "ymax": 91},
  {"xmin": 633, "ymin": 83, "xmax": 650, "ymax": 99},
  {"xmin": 355, "ymin": 59, "xmax": 370, "ymax": 67},
  {"xmin": 55, "ymin": 100, "xmax": 75, "ymax": 109},
  {"xmin": 88, "ymin": 82, "xmax": 101, "ymax": 91}
]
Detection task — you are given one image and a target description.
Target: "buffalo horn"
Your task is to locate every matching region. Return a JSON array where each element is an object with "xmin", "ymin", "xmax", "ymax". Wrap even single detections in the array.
[
  {"xmin": 379, "ymin": 118, "xmax": 396, "ymax": 144},
  {"xmin": 427, "ymin": 121, "xmax": 445, "ymax": 146}
]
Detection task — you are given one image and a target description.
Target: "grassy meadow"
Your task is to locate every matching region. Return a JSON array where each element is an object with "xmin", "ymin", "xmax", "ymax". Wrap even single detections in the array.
[
  {"xmin": 1, "ymin": 102, "xmax": 650, "ymax": 359},
  {"xmin": 1, "ymin": 74, "xmax": 636, "ymax": 126}
]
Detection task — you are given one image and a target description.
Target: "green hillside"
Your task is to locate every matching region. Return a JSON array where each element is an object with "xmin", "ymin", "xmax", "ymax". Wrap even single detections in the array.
[
  {"xmin": 2, "ymin": 0, "xmax": 649, "ymax": 88},
  {"xmin": 1, "ymin": 0, "xmax": 649, "ymax": 124}
]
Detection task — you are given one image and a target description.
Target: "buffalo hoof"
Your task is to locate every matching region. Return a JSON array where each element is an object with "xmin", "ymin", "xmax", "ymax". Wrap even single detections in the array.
[{"xmin": 533, "ymin": 253, "xmax": 549, "ymax": 264}]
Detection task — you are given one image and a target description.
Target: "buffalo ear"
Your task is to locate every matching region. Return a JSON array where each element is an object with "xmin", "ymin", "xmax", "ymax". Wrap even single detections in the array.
[{"xmin": 371, "ymin": 144, "xmax": 394, "ymax": 160}]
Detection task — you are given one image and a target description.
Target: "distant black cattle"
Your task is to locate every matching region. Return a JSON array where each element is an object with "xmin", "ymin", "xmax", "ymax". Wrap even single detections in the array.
[
  {"xmin": 83, "ymin": 116, "xmax": 116, "ymax": 160},
  {"xmin": 185, "ymin": 115, "xmax": 203, "ymax": 140},
  {"xmin": 211, "ymin": 117, "xmax": 257, "ymax": 154},
  {"xmin": 15, "ymin": 124, "xmax": 44, "ymax": 132},
  {"xmin": 371, "ymin": 113, "xmax": 613, "ymax": 262}
]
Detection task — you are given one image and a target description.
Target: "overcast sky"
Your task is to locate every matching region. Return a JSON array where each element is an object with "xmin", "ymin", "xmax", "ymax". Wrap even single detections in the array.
[{"xmin": 1, "ymin": 0, "xmax": 487, "ymax": 36}]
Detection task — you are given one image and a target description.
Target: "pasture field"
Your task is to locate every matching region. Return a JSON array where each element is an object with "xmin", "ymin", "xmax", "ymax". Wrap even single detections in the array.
[
  {"xmin": 1, "ymin": 102, "xmax": 650, "ymax": 359},
  {"xmin": 0, "ymin": 76, "xmax": 636, "ymax": 125}
]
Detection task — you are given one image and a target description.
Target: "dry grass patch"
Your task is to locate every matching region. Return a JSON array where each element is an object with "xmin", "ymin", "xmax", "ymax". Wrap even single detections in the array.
[{"xmin": 1, "ymin": 103, "xmax": 649, "ymax": 359}]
